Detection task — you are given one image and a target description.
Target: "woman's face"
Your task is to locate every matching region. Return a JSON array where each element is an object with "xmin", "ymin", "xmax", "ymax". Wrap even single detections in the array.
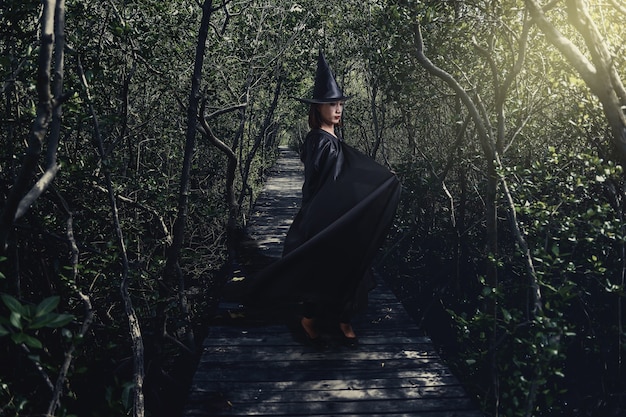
[{"xmin": 318, "ymin": 101, "xmax": 344, "ymax": 127}]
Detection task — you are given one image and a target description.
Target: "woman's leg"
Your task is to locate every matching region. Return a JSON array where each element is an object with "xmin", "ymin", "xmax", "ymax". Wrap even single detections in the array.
[
  {"xmin": 339, "ymin": 322, "xmax": 356, "ymax": 338},
  {"xmin": 301, "ymin": 302, "xmax": 319, "ymax": 339},
  {"xmin": 338, "ymin": 311, "xmax": 357, "ymax": 339}
]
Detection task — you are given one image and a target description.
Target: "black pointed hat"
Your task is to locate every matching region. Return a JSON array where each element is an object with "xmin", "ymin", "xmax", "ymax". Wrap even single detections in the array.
[{"xmin": 296, "ymin": 51, "xmax": 350, "ymax": 104}]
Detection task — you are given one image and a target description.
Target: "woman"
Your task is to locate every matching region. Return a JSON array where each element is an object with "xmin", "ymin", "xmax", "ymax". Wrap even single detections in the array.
[{"xmin": 246, "ymin": 52, "xmax": 400, "ymax": 344}]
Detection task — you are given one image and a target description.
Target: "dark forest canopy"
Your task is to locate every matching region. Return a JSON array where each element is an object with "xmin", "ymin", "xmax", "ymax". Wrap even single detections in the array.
[{"xmin": 1, "ymin": 0, "xmax": 625, "ymax": 416}]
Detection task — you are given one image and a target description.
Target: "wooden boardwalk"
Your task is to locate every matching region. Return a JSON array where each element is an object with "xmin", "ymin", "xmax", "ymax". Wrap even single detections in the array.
[{"xmin": 183, "ymin": 146, "xmax": 484, "ymax": 417}]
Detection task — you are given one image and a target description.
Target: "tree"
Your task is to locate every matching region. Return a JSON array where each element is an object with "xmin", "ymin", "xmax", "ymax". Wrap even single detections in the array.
[{"xmin": 525, "ymin": 0, "xmax": 626, "ymax": 164}]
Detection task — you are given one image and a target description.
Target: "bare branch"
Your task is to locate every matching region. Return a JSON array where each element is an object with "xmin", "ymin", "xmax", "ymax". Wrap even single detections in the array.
[
  {"xmin": 495, "ymin": 151, "xmax": 543, "ymax": 317},
  {"xmin": 199, "ymin": 99, "xmax": 237, "ymax": 160},
  {"xmin": 46, "ymin": 192, "xmax": 94, "ymax": 417},
  {"xmin": 414, "ymin": 20, "xmax": 543, "ymax": 318},
  {"xmin": 206, "ymin": 102, "xmax": 247, "ymax": 120},
  {"xmin": 92, "ymin": 184, "xmax": 173, "ymax": 245},
  {"xmin": 77, "ymin": 45, "xmax": 145, "ymax": 417},
  {"xmin": 20, "ymin": 344, "xmax": 54, "ymax": 391},
  {"xmin": 525, "ymin": 0, "xmax": 597, "ymax": 88},
  {"xmin": 209, "ymin": 0, "xmax": 240, "ymax": 37},
  {"xmin": 525, "ymin": 0, "xmax": 626, "ymax": 162},
  {"xmin": 413, "ymin": 23, "xmax": 493, "ymax": 155},
  {"xmin": 14, "ymin": 165, "xmax": 60, "ymax": 220},
  {"xmin": 566, "ymin": 0, "xmax": 626, "ymax": 104},
  {"xmin": 2, "ymin": 55, "xmax": 30, "ymax": 94},
  {"xmin": 0, "ymin": 0, "xmax": 56, "ymax": 251}
]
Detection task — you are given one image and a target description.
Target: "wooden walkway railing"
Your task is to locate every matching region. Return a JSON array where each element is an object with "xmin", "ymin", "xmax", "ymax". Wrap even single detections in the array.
[{"xmin": 182, "ymin": 146, "xmax": 484, "ymax": 417}]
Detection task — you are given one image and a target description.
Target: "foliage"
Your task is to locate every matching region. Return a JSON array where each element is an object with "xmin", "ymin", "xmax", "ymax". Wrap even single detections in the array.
[
  {"xmin": 0, "ymin": 294, "xmax": 74, "ymax": 349},
  {"xmin": 0, "ymin": 293, "xmax": 76, "ymax": 415},
  {"xmin": 507, "ymin": 149, "xmax": 625, "ymax": 415},
  {"xmin": 392, "ymin": 148, "xmax": 626, "ymax": 416}
]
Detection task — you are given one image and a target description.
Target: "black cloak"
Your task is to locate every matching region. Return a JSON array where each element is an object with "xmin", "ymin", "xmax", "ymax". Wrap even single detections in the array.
[{"xmin": 243, "ymin": 129, "xmax": 401, "ymax": 316}]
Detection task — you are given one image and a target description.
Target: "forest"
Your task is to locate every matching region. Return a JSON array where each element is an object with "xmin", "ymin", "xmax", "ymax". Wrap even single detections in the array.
[{"xmin": 1, "ymin": 0, "xmax": 625, "ymax": 416}]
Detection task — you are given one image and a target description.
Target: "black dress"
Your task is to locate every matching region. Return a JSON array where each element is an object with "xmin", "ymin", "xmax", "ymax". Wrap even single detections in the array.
[{"xmin": 244, "ymin": 129, "xmax": 401, "ymax": 317}]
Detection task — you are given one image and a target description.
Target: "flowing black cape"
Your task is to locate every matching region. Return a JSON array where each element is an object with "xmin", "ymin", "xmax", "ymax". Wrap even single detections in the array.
[{"xmin": 243, "ymin": 129, "xmax": 401, "ymax": 315}]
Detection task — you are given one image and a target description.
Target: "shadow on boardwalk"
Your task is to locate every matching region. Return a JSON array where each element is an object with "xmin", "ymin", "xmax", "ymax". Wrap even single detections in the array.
[{"xmin": 183, "ymin": 146, "xmax": 484, "ymax": 417}]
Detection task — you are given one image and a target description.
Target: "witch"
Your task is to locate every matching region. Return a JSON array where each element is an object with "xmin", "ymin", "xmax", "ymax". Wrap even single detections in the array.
[{"xmin": 244, "ymin": 51, "xmax": 401, "ymax": 344}]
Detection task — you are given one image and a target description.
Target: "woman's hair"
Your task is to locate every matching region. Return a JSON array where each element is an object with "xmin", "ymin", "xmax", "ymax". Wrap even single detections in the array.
[{"xmin": 307, "ymin": 104, "xmax": 322, "ymax": 129}]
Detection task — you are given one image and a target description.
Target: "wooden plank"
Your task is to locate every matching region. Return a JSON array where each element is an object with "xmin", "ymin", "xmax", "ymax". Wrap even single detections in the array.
[
  {"xmin": 184, "ymin": 397, "xmax": 481, "ymax": 416},
  {"xmin": 198, "ymin": 346, "xmax": 440, "ymax": 361},
  {"xmin": 203, "ymin": 332, "xmax": 433, "ymax": 345},
  {"xmin": 197, "ymin": 365, "xmax": 452, "ymax": 378},
  {"xmin": 186, "ymin": 388, "xmax": 470, "ymax": 405},
  {"xmin": 190, "ymin": 380, "xmax": 469, "ymax": 395}
]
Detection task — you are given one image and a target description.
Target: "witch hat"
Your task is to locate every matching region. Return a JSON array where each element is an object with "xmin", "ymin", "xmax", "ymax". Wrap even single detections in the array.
[{"xmin": 295, "ymin": 51, "xmax": 350, "ymax": 104}]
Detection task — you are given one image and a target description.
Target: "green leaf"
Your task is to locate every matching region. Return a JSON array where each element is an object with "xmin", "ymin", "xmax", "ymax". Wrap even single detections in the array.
[
  {"xmin": 551, "ymin": 244, "xmax": 559, "ymax": 256},
  {"xmin": 26, "ymin": 304, "xmax": 37, "ymax": 318},
  {"xmin": 121, "ymin": 381, "xmax": 134, "ymax": 410},
  {"xmin": 501, "ymin": 308, "xmax": 512, "ymax": 322},
  {"xmin": 9, "ymin": 311, "xmax": 22, "ymax": 330},
  {"xmin": 35, "ymin": 296, "xmax": 60, "ymax": 317},
  {"xmin": 11, "ymin": 332, "xmax": 43, "ymax": 349},
  {"xmin": 0, "ymin": 324, "xmax": 9, "ymax": 337},
  {"xmin": 44, "ymin": 313, "xmax": 74, "ymax": 328},
  {"xmin": 29, "ymin": 314, "xmax": 57, "ymax": 330},
  {"xmin": 1, "ymin": 294, "xmax": 24, "ymax": 315}
]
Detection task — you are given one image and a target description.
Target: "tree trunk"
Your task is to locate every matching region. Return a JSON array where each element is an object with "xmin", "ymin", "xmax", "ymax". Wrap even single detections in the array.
[
  {"xmin": 161, "ymin": 0, "xmax": 214, "ymax": 351},
  {"xmin": 77, "ymin": 47, "xmax": 145, "ymax": 417},
  {"xmin": 239, "ymin": 73, "xmax": 283, "ymax": 216},
  {"xmin": 0, "ymin": 0, "xmax": 56, "ymax": 252}
]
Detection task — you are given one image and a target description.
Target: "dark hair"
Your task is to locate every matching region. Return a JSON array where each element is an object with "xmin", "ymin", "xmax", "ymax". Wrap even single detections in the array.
[{"xmin": 308, "ymin": 105, "xmax": 322, "ymax": 129}]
